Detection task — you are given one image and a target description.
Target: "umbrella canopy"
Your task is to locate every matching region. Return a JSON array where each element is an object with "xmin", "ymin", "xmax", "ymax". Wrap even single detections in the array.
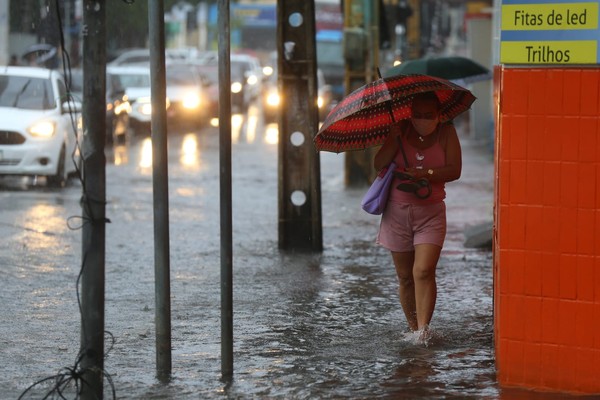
[
  {"xmin": 384, "ymin": 56, "xmax": 491, "ymax": 84},
  {"xmin": 314, "ymin": 74, "xmax": 476, "ymax": 153}
]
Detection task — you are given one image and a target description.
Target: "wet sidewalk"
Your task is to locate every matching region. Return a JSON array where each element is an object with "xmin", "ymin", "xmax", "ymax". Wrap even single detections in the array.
[{"xmin": 4, "ymin": 128, "xmax": 581, "ymax": 399}]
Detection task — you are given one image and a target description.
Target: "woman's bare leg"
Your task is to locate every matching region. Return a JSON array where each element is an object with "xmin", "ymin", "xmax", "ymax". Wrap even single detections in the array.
[
  {"xmin": 391, "ymin": 251, "xmax": 418, "ymax": 331},
  {"xmin": 412, "ymin": 243, "xmax": 442, "ymax": 330}
]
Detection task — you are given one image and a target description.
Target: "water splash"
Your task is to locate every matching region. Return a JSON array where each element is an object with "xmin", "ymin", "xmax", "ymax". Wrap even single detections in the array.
[{"xmin": 401, "ymin": 326, "xmax": 437, "ymax": 347}]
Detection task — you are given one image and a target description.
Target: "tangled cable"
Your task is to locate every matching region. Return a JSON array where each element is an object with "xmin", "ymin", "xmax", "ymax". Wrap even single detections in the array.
[{"xmin": 18, "ymin": 333, "xmax": 116, "ymax": 400}]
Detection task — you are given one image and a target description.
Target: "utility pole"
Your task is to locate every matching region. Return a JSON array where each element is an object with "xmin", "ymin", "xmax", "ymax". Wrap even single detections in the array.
[
  {"xmin": 148, "ymin": 0, "xmax": 172, "ymax": 382},
  {"xmin": 277, "ymin": 0, "xmax": 323, "ymax": 251},
  {"xmin": 343, "ymin": 0, "xmax": 380, "ymax": 186},
  {"xmin": 80, "ymin": 1, "xmax": 106, "ymax": 398}
]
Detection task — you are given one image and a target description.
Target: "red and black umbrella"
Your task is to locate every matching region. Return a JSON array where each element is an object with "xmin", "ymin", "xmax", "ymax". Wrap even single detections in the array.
[{"xmin": 314, "ymin": 74, "xmax": 476, "ymax": 153}]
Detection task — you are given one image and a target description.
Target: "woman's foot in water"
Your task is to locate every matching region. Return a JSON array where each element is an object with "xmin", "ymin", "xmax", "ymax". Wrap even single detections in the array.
[{"xmin": 417, "ymin": 325, "xmax": 432, "ymax": 346}]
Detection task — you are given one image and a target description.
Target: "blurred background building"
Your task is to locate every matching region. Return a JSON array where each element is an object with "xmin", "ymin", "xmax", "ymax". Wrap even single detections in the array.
[{"xmin": 0, "ymin": 0, "xmax": 494, "ymax": 145}]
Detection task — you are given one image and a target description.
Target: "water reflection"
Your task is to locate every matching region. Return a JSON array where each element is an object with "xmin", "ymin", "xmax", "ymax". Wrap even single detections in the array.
[
  {"xmin": 19, "ymin": 203, "xmax": 68, "ymax": 273},
  {"xmin": 23, "ymin": 203, "xmax": 63, "ymax": 236},
  {"xmin": 139, "ymin": 137, "xmax": 153, "ymax": 170},
  {"xmin": 264, "ymin": 123, "xmax": 278, "ymax": 145},
  {"xmin": 180, "ymin": 133, "xmax": 200, "ymax": 169},
  {"xmin": 107, "ymin": 110, "xmax": 282, "ymax": 176},
  {"xmin": 112, "ymin": 144, "xmax": 129, "ymax": 166},
  {"xmin": 245, "ymin": 113, "xmax": 259, "ymax": 143},
  {"xmin": 210, "ymin": 106, "xmax": 264, "ymax": 143},
  {"xmin": 129, "ymin": 133, "xmax": 204, "ymax": 171},
  {"xmin": 231, "ymin": 113, "xmax": 244, "ymax": 143}
]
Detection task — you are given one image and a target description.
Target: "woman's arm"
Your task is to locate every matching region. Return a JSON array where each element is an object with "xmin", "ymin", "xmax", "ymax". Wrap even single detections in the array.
[
  {"xmin": 441, "ymin": 124, "xmax": 462, "ymax": 182},
  {"xmin": 374, "ymin": 122, "xmax": 403, "ymax": 171}
]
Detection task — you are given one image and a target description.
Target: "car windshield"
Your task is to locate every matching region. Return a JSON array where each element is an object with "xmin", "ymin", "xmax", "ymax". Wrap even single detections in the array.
[
  {"xmin": 166, "ymin": 67, "xmax": 198, "ymax": 86},
  {"xmin": 115, "ymin": 73, "xmax": 150, "ymax": 88},
  {"xmin": 195, "ymin": 66, "xmax": 218, "ymax": 85},
  {"xmin": 230, "ymin": 62, "xmax": 247, "ymax": 81},
  {"xmin": 0, "ymin": 75, "xmax": 56, "ymax": 110}
]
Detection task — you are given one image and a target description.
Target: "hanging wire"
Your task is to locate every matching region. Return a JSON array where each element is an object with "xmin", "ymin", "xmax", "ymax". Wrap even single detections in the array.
[{"xmin": 18, "ymin": 1, "xmax": 115, "ymax": 398}]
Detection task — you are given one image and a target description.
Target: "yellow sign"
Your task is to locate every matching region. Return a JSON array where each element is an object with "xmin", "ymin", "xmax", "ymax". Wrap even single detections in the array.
[
  {"xmin": 501, "ymin": 40, "xmax": 597, "ymax": 63},
  {"xmin": 500, "ymin": 1, "xmax": 600, "ymax": 64},
  {"xmin": 502, "ymin": 3, "xmax": 598, "ymax": 30}
]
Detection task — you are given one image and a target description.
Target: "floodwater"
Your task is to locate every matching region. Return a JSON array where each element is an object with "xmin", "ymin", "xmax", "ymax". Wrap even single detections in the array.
[{"xmin": 1, "ymin": 115, "xmax": 594, "ymax": 399}]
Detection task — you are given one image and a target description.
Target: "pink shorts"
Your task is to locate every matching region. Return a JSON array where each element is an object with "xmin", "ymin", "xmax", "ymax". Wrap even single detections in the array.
[{"xmin": 376, "ymin": 202, "xmax": 446, "ymax": 252}]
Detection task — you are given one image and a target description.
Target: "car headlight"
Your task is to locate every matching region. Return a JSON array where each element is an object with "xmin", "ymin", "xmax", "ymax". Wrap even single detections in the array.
[
  {"xmin": 247, "ymin": 74, "xmax": 258, "ymax": 86},
  {"xmin": 139, "ymin": 102, "xmax": 153, "ymax": 116},
  {"xmin": 266, "ymin": 91, "xmax": 280, "ymax": 107},
  {"xmin": 136, "ymin": 97, "xmax": 152, "ymax": 116},
  {"xmin": 29, "ymin": 121, "xmax": 56, "ymax": 138},
  {"xmin": 231, "ymin": 82, "xmax": 243, "ymax": 94},
  {"xmin": 262, "ymin": 66, "xmax": 274, "ymax": 76},
  {"xmin": 182, "ymin": 93, "xmax": 201, "ymax": 109},
  {"xmin": 136, "ymin": 97, "xmax": 170, "ymax": 116},
  {"xmin": 114, "ymin": 100, "xmax": 131, "ymax": 115}
]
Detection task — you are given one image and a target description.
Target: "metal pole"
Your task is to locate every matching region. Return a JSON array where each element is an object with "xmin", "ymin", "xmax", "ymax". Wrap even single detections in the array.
[
  {"xmin": 80, "ymin": 1, "xmax": 106, "ymax": 398},
  {"xmin": 217, "ymin": 0, "xmax": 234, "ymax": 380},
  {"xmin": 149, "ymin": 0, "xmax": 172, "ymax": 382}
]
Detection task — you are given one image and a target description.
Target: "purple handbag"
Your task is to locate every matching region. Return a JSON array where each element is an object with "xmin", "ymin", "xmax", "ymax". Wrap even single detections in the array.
[{"xmin": 361, "ymin": 161, "xmax": 397, "ymax": 215}]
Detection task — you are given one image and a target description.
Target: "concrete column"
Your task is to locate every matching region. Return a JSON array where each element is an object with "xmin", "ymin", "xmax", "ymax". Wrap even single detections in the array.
[
  {"xmin": 466, "ymin": 14, "xmax": 493, "ymax": 145},
  {"xmin": 494, "ymin": 66, "xmax": 600, "ymax": 394}
]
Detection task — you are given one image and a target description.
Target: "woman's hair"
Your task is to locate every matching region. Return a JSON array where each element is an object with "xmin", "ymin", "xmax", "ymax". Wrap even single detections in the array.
[{"xmin": 412, "ymin": 91, "xmax": 441, "ymax": 110}]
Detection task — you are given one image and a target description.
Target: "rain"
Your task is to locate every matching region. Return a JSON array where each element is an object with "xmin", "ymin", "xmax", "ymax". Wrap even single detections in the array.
[{"xmin": 1, "ymin": 1, "xmax": 596, "ymax": 399}]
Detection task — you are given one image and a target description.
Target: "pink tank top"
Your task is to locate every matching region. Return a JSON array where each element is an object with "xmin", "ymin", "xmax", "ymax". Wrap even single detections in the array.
[{"xmin": 388, "ymin": 130, "xmax": 446, "ymax": 205}]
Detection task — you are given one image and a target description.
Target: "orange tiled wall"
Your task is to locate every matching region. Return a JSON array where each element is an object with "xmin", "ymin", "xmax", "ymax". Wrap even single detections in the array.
[{"xmin": 494, "ymin": 67, "xmax": 600, "ymax": 394}]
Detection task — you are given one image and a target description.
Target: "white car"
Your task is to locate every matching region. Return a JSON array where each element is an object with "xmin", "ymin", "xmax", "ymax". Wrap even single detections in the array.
[
  {"xmin": 108, "ymin": 48, "xmax": 197, "ymax": 67},
  {"xmin": 107, "ymin": 65, "xmax": 153, "ymax": 136},
  {"xmin": 0, "ymin": 66, "xmax": 81, "ymax": 187},
  {"xmin": 164, "ymin": 63, "xmax": 211, "ymax": 128},
  {"xmin": 108, "ymin": 64, "xmax": 210, "ymax": 133}
]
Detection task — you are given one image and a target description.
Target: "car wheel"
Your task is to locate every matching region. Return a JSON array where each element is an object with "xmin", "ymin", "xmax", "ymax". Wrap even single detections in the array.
[{"xmin": 47, "ymin": 145, "xmax": 66, "ymax": 188}]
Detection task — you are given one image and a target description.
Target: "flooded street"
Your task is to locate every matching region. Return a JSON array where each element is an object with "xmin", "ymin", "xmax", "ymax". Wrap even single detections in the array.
[{"xmin": 0, "ymin": 114, "xmax": 586, "ymax": 399}]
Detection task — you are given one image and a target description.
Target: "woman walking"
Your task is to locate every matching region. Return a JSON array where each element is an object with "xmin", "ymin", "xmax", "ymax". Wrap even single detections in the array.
[{"xmin": 374, "ymin": 91, "xmax": 462, "ymax": 343}]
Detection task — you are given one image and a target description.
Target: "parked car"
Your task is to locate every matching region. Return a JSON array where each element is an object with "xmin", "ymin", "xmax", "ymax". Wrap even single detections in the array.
[
  {"xmin": 106, "ymin": 65, "xmax": 153, "ymax": 136},
  {"xmin": 69, "ymin": 68, "xmax": 131, "ymax": 145},
  {"xmin": 0, "ymin": 66, "xmax": 81, "ymax": 187}
]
